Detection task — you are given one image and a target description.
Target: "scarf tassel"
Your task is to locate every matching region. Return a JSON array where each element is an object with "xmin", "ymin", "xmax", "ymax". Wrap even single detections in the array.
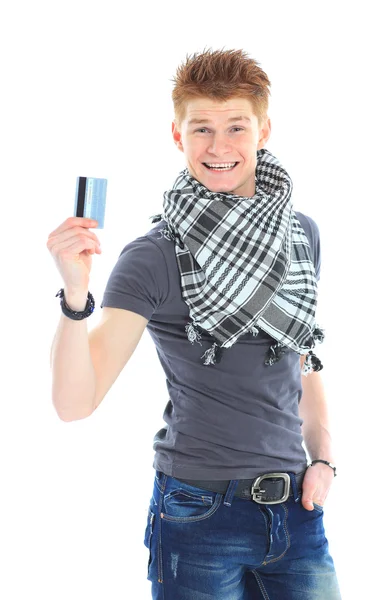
[
  {"xmin": 264, "ymin": 342, "xmax": 286, "ymax": 366},
  {"xmin": 150, "ymin": 213, "xmax": 163, "ymax": 224},
  {"xmin": 300, "ymin": 326, "xmax": 324, "ymax": 374},
  {"xmin": 201, "ymin": 343, "xmax": 223, "ymax": 365},
  {"xmin": 301, "ymin": 350, "xmax": 323, "ymax": 375},
  {"xmin": 312, "ymin": 326, "xmax": 325, "ymax": 344},
  {"xmin": 158, "ymin": 225, "xmax": 185, "ymax": 249},
  {"xmin": 185, "ymin": 322, "xmax": 203, "ymax": 346}
]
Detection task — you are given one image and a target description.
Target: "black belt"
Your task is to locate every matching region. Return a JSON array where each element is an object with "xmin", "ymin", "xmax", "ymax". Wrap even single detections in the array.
[{"xmin": 175, "ymin": 470, "xmax": 306, "ymax": 505}]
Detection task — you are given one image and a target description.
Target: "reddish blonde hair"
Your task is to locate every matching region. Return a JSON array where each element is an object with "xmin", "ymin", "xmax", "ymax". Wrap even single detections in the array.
[{"xmin": 171, "ymin": 47, "xmax": 271, "ymax": 128}]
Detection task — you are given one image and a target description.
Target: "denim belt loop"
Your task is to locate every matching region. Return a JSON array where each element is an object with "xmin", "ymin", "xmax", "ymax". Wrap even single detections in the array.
[
  {"xmin": 223, "ymin": 479, "xmax": 239, "ymax": 507},
  {"xmin": 289, "ymin": 471, "xmax": 301, "ymax": 502}
]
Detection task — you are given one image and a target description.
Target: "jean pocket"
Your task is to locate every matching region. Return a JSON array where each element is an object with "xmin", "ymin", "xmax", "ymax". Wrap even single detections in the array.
[
  {"xmin": 297, "ymin": 491, "xmax": 324, "ymax": 513},
  {"xmin": 143, "ymin": 507, "xmax": 155, "ymax": 576},
  {"xmin": 162, "ymin": 481, "xmax": 222, "ymax": 523}
]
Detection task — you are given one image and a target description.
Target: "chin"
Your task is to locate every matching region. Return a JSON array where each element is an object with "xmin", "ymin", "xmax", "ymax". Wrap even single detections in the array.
[{"xmin": 209, "ymin": 180, "xmax": 242, "ymax": 192}]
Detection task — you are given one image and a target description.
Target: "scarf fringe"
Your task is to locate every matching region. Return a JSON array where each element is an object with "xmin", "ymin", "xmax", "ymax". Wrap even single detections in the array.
[
  {"xmin": 264, "ymin": 342, "xmax": 287, "ymax": 366},
  {"xmin": 150, "ymin": 214, "xmax": 163, "ymax": 224},
  {"xmin": 185, "ymin": 322, "xmax": 203, "ymax": 346},
  {"xmin": 201, "ymin": 343, "xmax": 223, "ymax": 365},
  {"xmin": 301, "ymin": 351, "xmax": 323, "ymax": 375},
  {"xmin": 300, "ymin": 325, "xmax": 325, "ymax": 374},
  {"xmin": 151, "ymin": 216, "xmax": 177, "ymax": 245},
  {"xmin": 201, "ymin": 343, "xmax": 218, "ymax": 365},
  {"xmin": 184, "ymin": 322, "xmax": 324, "ymax": 372},
  {"xmin": 265, "ymin": 323, "xmax": 325, "ymax": 373},
  {"xmin": 157, "ymin": 226, "xmax": 175, "ymax": 243},
  {"xmin": 313, "ymin": 326, "xmax": 325, "ymax": 344},
  {"xmin": 157, "ymin": 224, "xmax": 185, "ymax": 249}
]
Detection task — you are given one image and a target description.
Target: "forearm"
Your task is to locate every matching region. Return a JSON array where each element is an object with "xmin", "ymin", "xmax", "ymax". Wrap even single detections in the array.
[
  {"xmin": 50, "ymin": 288, "xmax": 97, "ymax": 422},
  {"xmin": 298, "ymin": 371, "xmax": 336, "ymax": 463}
]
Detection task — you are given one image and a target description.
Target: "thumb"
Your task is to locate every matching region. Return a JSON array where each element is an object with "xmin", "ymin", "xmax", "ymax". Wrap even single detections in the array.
[{"xmin": 302, "ymin": 496, "xmax": 314, "ymax": 511}]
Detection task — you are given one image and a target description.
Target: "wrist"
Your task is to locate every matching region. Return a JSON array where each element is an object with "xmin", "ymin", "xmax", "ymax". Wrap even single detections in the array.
[
  {"xmin": 64, "ymin": 288, "xmax": 89, "ymax": 312},
  {"xmin": 310, "ymin": 459, "xmax": 337, "ymax": 477}
]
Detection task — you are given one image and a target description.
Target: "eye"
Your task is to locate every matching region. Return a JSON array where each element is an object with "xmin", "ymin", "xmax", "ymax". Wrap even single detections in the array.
[{"xmin": 194, "ymin": 127, "xmax": 245, "ymax": 133}]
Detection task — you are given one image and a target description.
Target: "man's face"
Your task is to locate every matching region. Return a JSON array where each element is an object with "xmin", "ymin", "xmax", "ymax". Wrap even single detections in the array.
[{"xmin": 172, "ymin": 97, "xmax": 271, "ymax": 197}]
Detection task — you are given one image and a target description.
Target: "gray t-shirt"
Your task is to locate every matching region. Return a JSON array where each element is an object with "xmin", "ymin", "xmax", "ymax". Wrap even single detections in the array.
[{"xmin": 101, "ymin": 211, "xmax": 321, "ymax": 479}]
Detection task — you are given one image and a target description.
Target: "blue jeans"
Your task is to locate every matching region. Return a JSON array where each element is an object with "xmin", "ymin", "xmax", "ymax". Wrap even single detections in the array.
[{"xmin": 144, "ymin": 470, "xmax": 341, "ymax": 599}]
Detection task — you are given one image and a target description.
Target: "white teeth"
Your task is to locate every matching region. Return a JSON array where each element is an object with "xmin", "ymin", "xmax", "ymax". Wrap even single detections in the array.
[{"xmin": 205, "ymin": 162, "xmax": 236, "ymax": 168}]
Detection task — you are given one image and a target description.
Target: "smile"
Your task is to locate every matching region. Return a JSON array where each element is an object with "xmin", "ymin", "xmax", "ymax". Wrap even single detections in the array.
[{"xmin": 203, "ymin": 162, "xmax": 239, "ymax": 172}]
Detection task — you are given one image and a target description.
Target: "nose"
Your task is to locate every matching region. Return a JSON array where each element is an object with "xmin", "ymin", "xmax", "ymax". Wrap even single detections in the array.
[{"xmin": 207, "ymin": 133, "xmax": 232, "ymax": 156}]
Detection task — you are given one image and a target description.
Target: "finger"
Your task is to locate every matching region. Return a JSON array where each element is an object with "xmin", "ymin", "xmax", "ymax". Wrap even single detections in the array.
[
  {"xmin": 314, "ymin": 497, "xmax": 325, "ymax": 507},
  {"xmin": 50, "ymin": 236, "xmax": 98, "ymax": 257},
  {"xmin": 47, "ymin": 227, "xmax": 100, "ymax": 249},
  {"xmin": 48, "ymin": 222, "xmax": 98, "ymax": 241},
  {"xmin": 48, "ymin": 217, "xmax": 97, "ymax": 238},
  {"xmin": 301, "ymin": 482, "xmax": 317, "ymax": 511},
  {"xmin": 301, "ymin": 496, "xmax": 315, "ymax": 511}
]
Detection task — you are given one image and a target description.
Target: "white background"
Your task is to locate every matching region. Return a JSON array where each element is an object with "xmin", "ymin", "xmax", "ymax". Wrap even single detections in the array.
[{"xmin": 1, "ymin": 1, "xmax": 390, "ymax": 598}]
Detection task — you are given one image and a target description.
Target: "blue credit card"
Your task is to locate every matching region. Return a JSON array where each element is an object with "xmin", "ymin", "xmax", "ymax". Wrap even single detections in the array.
[{"xmin": 74, "ymin": 177, "xmax": 107, "ymax": 229}]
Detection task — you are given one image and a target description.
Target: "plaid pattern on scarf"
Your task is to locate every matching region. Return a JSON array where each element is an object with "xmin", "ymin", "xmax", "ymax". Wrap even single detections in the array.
[{"xmin": 153, "ymin": 148, "xmax": 325, "ymax": 374}]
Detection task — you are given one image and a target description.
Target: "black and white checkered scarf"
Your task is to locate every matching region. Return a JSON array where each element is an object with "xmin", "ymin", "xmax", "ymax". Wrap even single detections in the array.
[{"xmin": 152, "ymin": 148, "xmax": 325, "ymax": 375}]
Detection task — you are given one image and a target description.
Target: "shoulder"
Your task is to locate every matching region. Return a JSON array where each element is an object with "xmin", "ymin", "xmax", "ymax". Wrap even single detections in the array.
[
  {"xmin": 101, "ymin": 221, "xmax": 172, "ymax": 316},
  {"xmin": 294, "ymin": 211, "xmax": 321, "ymax": 280},
  {"xmin": 116, "ymin": 219, "xmax": 176, "ymax": 289},
  {"xmin": 115, "ymin": 221, "xmax": 172, "ymax": 266},
  {"xmin": 294, "ymin": 211, "xmax": 320, "ymax": 244}
]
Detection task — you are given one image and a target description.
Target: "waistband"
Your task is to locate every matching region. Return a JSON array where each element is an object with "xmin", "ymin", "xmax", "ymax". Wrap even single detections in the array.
[{"xmin": 173, "ymin": 470, "xmax": 307, "ymax": 503}]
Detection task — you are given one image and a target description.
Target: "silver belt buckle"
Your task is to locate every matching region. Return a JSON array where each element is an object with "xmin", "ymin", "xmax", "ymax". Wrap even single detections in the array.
[{"xmin": 250, "ymin": 472, "xmax": 291, "ymax": 504}]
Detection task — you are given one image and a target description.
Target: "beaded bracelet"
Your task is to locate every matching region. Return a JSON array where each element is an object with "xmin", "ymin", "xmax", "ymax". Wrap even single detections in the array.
[
  {"xmin": 310, "ymin": 459, "xmax": 337, "ymax": 477},
  {"xmin": 55, "ymin": 288, "xmax": 95, "ymax": 320}
]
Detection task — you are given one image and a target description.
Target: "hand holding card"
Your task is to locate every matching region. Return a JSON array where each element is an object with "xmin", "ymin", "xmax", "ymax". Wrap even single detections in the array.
[{"xmin": 46, "ymin": 174, "xmax": 107, "ymax": 305}]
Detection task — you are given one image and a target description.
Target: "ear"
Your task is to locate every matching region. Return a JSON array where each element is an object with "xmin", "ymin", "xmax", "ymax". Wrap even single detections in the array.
[
  {"xmin": 257, "ymin": 117, "xmax": 271, "ymax": 150},
  {"xmin": 172, "ymin": 121, "xmax": 184, "ymax": 153}
]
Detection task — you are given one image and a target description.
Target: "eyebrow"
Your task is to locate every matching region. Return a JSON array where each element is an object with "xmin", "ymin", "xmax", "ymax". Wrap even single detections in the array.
[{"xmin": 188, "ymin": 116, "xmax": 251, "ymax": 125}]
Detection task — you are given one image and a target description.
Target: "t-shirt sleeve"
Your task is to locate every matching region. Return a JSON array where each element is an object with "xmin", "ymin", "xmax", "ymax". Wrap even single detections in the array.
[
  {"xmin": 100, "ymin": 236, "xmax": 169, "ymax": 321},
  {"xmin": 296, "ymin": 211, "xmax": 322, "ymax": 281},
  {"xmin": 306, "ymin": 215, "xmax": 321, "ymax": 281}
]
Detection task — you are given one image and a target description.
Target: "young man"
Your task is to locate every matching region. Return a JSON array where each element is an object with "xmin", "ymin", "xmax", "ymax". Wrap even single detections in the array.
[{"xmin": 49, "ymin": 48, "xmax": 341, "ymax": 599}]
